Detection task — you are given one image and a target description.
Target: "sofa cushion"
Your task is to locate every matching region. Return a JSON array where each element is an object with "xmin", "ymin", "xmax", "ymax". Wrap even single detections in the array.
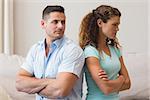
[
  {"xmin": 119, "ymin": 53, "xmax": 149, "ymax": 99},
  {"xmin": 0, "ymin": 53, "xmax": 35, "ymax": 100},
  {"xmin": 0, "ymin": 85, "xmax": 12, "ymax": 100},
  {"xmin": 0, "ymin": 54, "xmax": 24, "ymax": 78}
]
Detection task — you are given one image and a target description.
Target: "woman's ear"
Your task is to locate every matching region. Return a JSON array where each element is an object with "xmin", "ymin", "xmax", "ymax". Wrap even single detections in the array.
[{"xmin": 97, "ymin": 19, "xmax": 102, "ymax": 27}]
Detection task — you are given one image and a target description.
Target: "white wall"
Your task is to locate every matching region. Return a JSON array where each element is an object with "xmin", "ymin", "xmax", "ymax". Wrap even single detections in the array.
[
  {"xmin": 14, "ymin": 0, "xmax": 43, "ymax": 56},
  {"xmin": 14, "ymin": 0, "xmax": 148, "ymax": 57}
]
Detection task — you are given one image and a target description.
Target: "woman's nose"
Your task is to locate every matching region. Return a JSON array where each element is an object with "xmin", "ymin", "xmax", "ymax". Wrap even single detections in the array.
[{"xmin": 116, "ymin": 26, "xmax": 119, "ymax": 31}]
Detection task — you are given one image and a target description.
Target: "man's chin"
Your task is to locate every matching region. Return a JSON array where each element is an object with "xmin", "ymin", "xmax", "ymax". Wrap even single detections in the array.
[{"xmin": 54, "ymin": 35, "xmax": 63, "ymax": 40}]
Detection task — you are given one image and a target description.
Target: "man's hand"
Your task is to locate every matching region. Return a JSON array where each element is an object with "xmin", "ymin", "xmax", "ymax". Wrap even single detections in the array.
[{"xmin": 38, "ymin": 72, "xmax": 78, "ymax": 99}]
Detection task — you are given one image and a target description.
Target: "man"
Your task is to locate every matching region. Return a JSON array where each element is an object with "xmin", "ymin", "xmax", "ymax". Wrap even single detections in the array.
[{"xmin": 16, "ymin": 5, "xmax": 84, "ymax": 100}]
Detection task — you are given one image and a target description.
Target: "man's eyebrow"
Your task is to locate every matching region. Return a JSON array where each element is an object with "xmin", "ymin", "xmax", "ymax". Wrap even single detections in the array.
[{"xmin": 52, "ymin": 19, "xmax": 65, "ymax": 21}]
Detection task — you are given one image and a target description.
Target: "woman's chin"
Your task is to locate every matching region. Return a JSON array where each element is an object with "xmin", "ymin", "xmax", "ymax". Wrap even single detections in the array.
[{"xmin": 108, "ymin": 36, "xmax": 115, "ymax": 39}]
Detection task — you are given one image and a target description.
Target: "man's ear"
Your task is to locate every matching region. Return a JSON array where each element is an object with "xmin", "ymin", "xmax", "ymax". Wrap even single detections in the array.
[
  {"xmin": 41, "ymin": 19, "xmax": 45, "ymax": 29},
  {"xmin": 97, "ymin": 19, "xmax": 103, "ymax": 27}
]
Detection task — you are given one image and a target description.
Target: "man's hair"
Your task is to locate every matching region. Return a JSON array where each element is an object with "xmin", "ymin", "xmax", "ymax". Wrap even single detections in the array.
[{"xmin": 42, "ymin": 5, "xmax": 65, "ymax": 20}]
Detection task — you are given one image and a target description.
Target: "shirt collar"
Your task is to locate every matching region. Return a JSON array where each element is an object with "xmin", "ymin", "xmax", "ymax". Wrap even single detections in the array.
[
  {"xmin": 39, "ymin": 36, "xmax": 65, "ymax": 49},
  {"xmin": 53, "ymin": 36, "xmax": 64, "ymax": 48}
]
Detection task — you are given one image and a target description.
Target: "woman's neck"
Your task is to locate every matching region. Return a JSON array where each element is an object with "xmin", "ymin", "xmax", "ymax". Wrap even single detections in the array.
[{"xmin": 98, "ymin": 33, "xmax": 107, "ymax": 49}]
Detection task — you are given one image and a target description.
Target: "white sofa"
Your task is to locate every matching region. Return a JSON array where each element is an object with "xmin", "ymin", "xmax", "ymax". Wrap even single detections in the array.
[
  {"xmin": 119, "ymin": 53, "xmax": 149, "ymax": 100},
  {"xmin": 0, "ymin": 53, "xmax": 149, "ymax": 100},
  {"xmin": 0, "ymin": 54, "xmax": 35, "ymax": 100}
]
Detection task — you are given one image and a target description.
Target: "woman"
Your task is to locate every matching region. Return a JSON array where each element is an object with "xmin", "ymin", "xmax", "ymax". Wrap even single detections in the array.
[{"xmin": 79, "ymin": 5, "xmax": 131, "ymax": 100}]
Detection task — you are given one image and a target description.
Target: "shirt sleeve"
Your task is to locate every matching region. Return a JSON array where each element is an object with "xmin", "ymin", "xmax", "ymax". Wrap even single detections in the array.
[
  {"xmin": 21, "ymin": 45, "xmax": 36, "ymax": 74},
  {"xmin": 58, "ymin": 44, "xmax": 85, "ymax": 78},
  {"xmin": 84, "ymin": 45, "xmax": 100, "ymax": 59}
]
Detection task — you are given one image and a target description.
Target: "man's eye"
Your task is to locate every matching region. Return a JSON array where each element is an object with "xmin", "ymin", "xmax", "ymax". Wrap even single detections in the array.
[
  {"xmin": 52, "ymin": 20, "xmax": 58, "ymax": 24},
  {"xmin": 61, "ymin": 21, "xmax": 65, "ymax": 25}
]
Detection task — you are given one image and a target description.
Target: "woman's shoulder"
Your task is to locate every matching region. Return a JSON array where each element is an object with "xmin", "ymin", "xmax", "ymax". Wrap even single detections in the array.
[
  {"xmin": 84, "ymin": 45, "xmax": 99, "ymax": 58},
  {"xmin": 84, "ymin": 45, "xmax": 97, "ymax": 51}
]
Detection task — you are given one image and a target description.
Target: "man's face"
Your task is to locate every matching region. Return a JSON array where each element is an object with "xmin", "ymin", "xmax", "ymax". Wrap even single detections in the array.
[{"xmin": 42, "ymin": 12, "xmax": 66, "ymax": 40}]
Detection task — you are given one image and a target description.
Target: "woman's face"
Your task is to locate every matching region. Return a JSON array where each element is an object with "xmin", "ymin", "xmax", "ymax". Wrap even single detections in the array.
[{"xmin": 100, "ymin": 16, "xmax": 120, "ymax": 39}]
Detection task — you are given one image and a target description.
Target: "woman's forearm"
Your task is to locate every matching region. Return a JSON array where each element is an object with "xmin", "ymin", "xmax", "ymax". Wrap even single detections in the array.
[
  {"xmin": 98, "ymin": 75, "xmax": 125, "ymax": 95},
  {"xmin": 119, "ymin": 78, "xmax": 131, "ymax": 91},
  {"xmin": 105, "ymin": 75, "xmax": 125, "ymax": 93}
]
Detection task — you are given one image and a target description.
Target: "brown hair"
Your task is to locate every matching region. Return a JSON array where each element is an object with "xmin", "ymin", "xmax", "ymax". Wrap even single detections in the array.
[
  {"xmin": 79, "ymin": 5, "xmax": 121, "ymax": 49},
  {"xmin": 42, "ymin": 5, "xmax": 65, "ymax": 20}
]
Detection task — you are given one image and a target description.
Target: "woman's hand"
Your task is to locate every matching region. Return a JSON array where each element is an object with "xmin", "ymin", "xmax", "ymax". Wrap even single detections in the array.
[{"xmin": 98, "ymin": 69, "xmax": 109, "ymax": 81}]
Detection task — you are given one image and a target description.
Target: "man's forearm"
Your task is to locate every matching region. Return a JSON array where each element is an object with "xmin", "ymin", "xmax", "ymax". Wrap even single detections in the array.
[
  {"xmin": 16, "ymin": 75, "xmax": 48, "ymax": 94},
  {"xmin": 38, "ymin": 73, "xmax": 78, "ymax": 99},
  {"xmin": 38, "ymin": 79, "xmax": 64, "ymax": 99}
]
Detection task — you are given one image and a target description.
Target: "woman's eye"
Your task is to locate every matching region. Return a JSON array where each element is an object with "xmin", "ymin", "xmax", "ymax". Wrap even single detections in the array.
[{"xmin": 113, "ymin": 24, "xmax": 117, "ymax": 26}]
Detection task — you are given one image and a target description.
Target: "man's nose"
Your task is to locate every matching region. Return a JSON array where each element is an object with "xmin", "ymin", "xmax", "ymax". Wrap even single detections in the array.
[{"xmin": 57, "ymin": 22, "xmax": 63, "ymax": 28}]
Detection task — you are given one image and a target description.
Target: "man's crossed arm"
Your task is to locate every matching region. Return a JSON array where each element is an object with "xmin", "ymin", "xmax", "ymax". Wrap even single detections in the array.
[{"xmin": 16, "ymin": 68, "xmax": 78, "ymax": 99}]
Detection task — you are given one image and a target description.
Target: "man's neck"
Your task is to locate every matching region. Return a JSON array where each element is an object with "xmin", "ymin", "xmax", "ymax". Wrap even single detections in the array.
[
  {"xmin": 44, "ymin": 38, "xmax": 52, "ymax": 57},
  {"xmin": 45, "ymin": 36, "xmax": 54, "ymax": 48}
]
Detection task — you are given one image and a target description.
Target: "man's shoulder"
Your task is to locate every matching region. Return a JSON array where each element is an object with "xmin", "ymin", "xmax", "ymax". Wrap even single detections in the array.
[
  {"xmin": 61, "ymin": 37, "xmax": 83, "ymax": 54},
  {"xmin": 63, "ymin": 37, "xmax": 79, "ymax": 48},
  {"xmin": 29, "ymin": 40, "xmax": 44, "ymax": 51}
]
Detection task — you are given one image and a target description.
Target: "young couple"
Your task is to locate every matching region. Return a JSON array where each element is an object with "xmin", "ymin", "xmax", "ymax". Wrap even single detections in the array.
[{"xmin": 16, "ymin": 5, "xmax": 131, "ymax": 100}]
